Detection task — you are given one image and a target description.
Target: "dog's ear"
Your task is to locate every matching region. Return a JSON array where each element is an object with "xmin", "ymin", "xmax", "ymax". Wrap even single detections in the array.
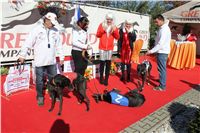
[{"xmin": 64, "ymin": 77, "xmax": 74, "ymax": 91}]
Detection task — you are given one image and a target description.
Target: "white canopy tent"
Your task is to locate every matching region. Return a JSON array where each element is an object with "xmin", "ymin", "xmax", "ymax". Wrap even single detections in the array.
[{"xmin": 163, "ymin": 1, "xmax": 200, "ymax": 55}]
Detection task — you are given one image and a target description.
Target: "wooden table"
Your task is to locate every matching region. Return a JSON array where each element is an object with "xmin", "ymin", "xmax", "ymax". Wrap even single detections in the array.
[{"xmin": 168, "ymin": 40, "xmax": 196, "ymax": 69}]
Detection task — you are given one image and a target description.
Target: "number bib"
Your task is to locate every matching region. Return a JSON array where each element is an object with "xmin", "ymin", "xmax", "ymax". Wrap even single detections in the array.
[{"xmin": 110, "ymin": 91, "xmax": 129, "ymax": 106}]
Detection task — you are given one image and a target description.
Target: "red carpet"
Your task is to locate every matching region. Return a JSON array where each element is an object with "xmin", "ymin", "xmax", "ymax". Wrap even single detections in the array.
[{"xmin": 1, "ymin": 56, "xmax": 200, "ymax": 133}]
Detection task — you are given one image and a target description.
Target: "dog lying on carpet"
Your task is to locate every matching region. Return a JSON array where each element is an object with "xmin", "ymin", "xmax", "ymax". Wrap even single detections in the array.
[
  {"xmin": 137, "ymin": 60, "xmax": 152, "ymax": 91},
  {"xmin": 92, "ymin": 88, "xmax": 145, "ymax": 107},
  {"xmin": 47, "ymin": 73, "xmax": 90, "ymax": 115}
]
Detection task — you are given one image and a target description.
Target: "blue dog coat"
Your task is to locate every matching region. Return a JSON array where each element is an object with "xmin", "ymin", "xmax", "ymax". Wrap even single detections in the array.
[{"xmin": 110, "ymin": 91, "xmax": 129, "ymax": 106}]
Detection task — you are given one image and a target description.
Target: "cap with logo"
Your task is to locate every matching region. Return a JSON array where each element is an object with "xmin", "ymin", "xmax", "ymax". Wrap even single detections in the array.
[{"xmin": 44, "ymin": 12, "xmax": 59, "ymax": 26}]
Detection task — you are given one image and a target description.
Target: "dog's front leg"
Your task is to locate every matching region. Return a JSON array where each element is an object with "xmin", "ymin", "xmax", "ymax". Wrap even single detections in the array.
[
  {"xmin": 57, "ymin": 94, "xmax": 63, "ymax": 116},
  {"xmin": 57, "ymin": 88, "xmax": 63, "ymax": 116},
  {"xmin": 147, "ymin": 69, "xmax": 151, "ymax": 85},
  {"xmin": 141, "ymin": 74, "xmax": 146, "ymax": 89},
  {"xmin": 49, "ymin": 92, "xmax": 56, "ymax": 112}
]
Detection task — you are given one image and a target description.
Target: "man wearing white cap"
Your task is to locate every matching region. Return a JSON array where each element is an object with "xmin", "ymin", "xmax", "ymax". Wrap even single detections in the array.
[{"xmin": 18, "ymin": 12, "xmax": 64, "ymax": 106}]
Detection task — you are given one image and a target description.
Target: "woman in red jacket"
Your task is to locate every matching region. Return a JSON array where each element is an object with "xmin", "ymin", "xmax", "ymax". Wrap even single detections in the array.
[{"xmin": 96, "ymin": 13, "xmax": 120, "ymax": 86}]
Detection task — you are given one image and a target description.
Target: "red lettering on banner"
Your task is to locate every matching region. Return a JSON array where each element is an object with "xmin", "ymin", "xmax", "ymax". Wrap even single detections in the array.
[
  {"xmin": 61, "ymin": 33, "xmax": 97, "ymax": 46},
  {"xmin": 16, "ymin": 33, "xmax": 27, "ymax": 48},
  {"xmin": 89, "ymin": 33, "xmax": 97, "ymax": 45},
  {"xmin": 0, "ymin": 33, "xmax": 14, "ymax": 48},
  {"xmin": 61, "ymin": 33, "xmax": 66, "ymax": 45},
  {"xmin": 181, "ymin": 10, "xmax": 200, "ymax": 17},
  {"xmin": 62, "ymin": 33, "xmax": 72, "ymax": 46},
  {"xmin": 194, "ymin": 10, "xmax": 200, "ymax": 17},
  {"xmin": 66, "ymin": 33, "xmax": 72, "ymax": 46}
]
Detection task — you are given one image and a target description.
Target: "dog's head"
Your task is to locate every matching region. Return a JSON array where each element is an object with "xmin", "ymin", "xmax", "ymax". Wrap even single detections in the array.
[
  {"xmin": 137, "ymin": 63, "xmax": 146, "ymax": 76},
  {"xmin": 137, "ymin": 60, "xmax": 152, "ymax": 75},
  {"xmin": 48, "ymin": 74, "xmax": 74, "ymax": 91},
  {"xmin": 126, "ymin": 91, "xmax": 145, "ymax": 107}
]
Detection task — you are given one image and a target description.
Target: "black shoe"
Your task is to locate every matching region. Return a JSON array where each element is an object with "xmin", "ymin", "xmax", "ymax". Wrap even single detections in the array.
[
  {"xmin": 37, "ymin": 97, "xmax": 44, "ymax": 106},
  {"xmin": 120, "ymin": 76, "xmax": 125, "ymax": 81},
  {"xmin": 127, "ymin": 76, "xmax": 131, "ymax": 82},
  {"xmin": 153, "ymin": 86, "xmax": 166, "ymax": 91},
  {"xmin": 100, "ymin": 78, "xmax": 104, "ymax": 84},
  {"xmin": 104, "ymin": 80, "xmax": 108, "ymax": 86}
]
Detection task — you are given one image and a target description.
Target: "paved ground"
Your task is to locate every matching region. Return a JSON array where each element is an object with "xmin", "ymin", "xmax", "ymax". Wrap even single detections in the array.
[{"xmin": 120, "ymin": 85, "xmax": 200, "ymax": 133}]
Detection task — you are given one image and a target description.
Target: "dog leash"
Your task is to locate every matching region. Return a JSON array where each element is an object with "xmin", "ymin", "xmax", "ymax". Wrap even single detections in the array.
[
  {"xmin": 82, "ymin": 48, "xmax": 93, "ymax": 64},
  {"xmin": 89, "ymin": 48, "xmax": 101, "ymax": 95},
  {"xmin": 84, "ymin": 47, "xmax": 101, "ymax": 95},
  {"xmin": 16, "ymin": 59, "xmax": 25, "ymax": 75}
]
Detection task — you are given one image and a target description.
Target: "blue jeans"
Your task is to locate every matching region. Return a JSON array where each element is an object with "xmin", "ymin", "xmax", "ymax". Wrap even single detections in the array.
[
  {"xmin": 35, "ymin": 64, "xmax": 57, "ymax": 99},
  {"xmin": 157, "ymin": 53, "xmax": 168, "ymax": 89}
]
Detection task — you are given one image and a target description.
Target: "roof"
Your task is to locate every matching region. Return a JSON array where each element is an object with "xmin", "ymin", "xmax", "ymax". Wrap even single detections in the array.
[{"xmin": 163, "ymin": 1, "xmax": 200, "ymax": 23}]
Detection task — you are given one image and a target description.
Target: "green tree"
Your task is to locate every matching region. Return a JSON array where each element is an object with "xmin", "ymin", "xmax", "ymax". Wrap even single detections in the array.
[
  {"xmin": 149, "ymin": 2, "xmax": 168, "ymax": 48},
  {"xmin": 85, "ymin": 1, "xmax": 187, "ymax": 49}
]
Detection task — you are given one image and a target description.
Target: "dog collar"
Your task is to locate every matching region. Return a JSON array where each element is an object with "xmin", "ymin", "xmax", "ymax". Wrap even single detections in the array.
[{"xmin": 143, "ymin": 61, "xmax": 150, "ymax": 71}]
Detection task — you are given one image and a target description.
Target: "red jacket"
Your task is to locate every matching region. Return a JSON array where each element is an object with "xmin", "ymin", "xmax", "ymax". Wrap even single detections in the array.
[
  {"xmin": 187, "ymin": 33, "xmax": 197, "ymax": 41},
  {"xmin": 96, "ymin": 23, "xmax": 120, "ymax": 50}
]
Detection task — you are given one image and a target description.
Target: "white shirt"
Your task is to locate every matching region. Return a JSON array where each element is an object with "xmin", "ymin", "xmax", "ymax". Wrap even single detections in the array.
[
  {"xmin": 72, "ymin": 24, "xmax": 88, "ymax": 51},
  {"xmin": 19, "ymin": 23, "xmax": 64, "ymax": 67},
  {"xmin": 150, "ymin": 23, "xmax": 171, "ymax": 54}
]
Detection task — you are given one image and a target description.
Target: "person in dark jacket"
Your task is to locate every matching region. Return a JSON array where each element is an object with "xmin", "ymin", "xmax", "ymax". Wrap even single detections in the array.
[{"xmin": 118, "ymin": 20, "xmax": 136, "ymax": 82}]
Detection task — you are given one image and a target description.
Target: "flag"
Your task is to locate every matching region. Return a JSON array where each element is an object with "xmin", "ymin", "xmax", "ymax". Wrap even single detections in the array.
[{"xmin": 74, "ymin": 5, "xmax": 81, "ymax": 23}]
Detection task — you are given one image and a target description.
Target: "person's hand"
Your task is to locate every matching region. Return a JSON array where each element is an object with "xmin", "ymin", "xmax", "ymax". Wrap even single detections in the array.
[
  {"xmin": 146, "ymin": 50, "xmax": 151, "ymax": 55},
  {"xmin": 87, "ymin": 45, "xmax": 92, "ymax": 50},
  {"xmin": 112, "ymin": 25, "xmax": 117, "ymax": 31},
  {"xmin": 60, "ymin": 60, "xmax": 64, "ymax": 65},
  {"xmin": 18, "ymin": 57, "xmax": 25, "ymax": 64},
  {"xmin": 128, "ymin": 27, "xmax": 133, "ymax": 33}
]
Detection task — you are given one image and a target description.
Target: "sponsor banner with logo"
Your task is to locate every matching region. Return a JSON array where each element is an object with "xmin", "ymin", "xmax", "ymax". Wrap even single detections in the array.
[
  {"xmin": 1, "ymin": 1, "xmax": 150, "ymax": 63},
  {"xmin": 3, "ymin": 64, "xmax": 30, "ymax": 96}
]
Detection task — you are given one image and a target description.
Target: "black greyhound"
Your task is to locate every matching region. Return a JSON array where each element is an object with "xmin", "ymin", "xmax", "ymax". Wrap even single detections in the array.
[
  {"xmin": 92, "ymin": 88, "xmax": 145, "ymax": 107},
  {"xmin": 47, "ymin": 73, "xmax": 90, "ymax": 116},
  {"xmin": 137, "ymin": 60, "xmax": 152, "ymax": 91}
]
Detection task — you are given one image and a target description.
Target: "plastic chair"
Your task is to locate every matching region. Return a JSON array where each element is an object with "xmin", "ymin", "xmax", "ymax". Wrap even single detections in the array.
[{"xmin": 131, "ymin": 39, "xmax": 144, "ymax": 64}]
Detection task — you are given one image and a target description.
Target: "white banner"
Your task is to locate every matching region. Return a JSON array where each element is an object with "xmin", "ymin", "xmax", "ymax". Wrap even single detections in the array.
[
  {"xmin": 3, "ymin": 64, "xmax": 30, "ymax": 96},
  {"xmin": 1, "ymin": 1, "xmax": 150, "ymax": 63}
]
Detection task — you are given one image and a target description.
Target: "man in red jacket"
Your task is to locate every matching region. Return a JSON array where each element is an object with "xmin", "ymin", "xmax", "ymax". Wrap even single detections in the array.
[{"xmin": 96, "ymin": 13, "xmax": 120, "ymax": 86}]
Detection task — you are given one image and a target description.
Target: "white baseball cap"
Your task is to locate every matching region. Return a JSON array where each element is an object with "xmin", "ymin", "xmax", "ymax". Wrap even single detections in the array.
[{"xmin": 44, "ymin": 12, "xmax": 58, "ymax": 25}]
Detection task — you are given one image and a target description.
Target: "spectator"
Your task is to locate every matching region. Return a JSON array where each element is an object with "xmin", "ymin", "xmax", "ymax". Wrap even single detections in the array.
[
  {"xmin": 147, "ymin": 14, "xmax": 171, "ymax": 91},
  {"xmin": 118, "ymin": 19, "xmax": 136, "ymax": 82},
  {"xmin": 96, "ymin": 12, "xmax": 120, "ymax": 86},
  {"xmin": 186, "ymin": 30, "xmax": 197, "ymax": 41},
  {"xmin": 71, "ymin": 17, "xmax": 91, "ymax": 76},
  {"xmin": 18, "ymin": 12, "xmax": 64, "ymax": 105}
]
